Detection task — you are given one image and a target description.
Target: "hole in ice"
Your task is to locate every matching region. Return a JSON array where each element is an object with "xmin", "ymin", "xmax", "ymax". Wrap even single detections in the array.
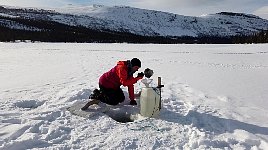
[
  {"xmin": 104, "ymin": 106, "xmax": 139, "ymax": 123},
  {"xmin": 107, "ymin": 112, "xmax": 134, "ymax": 123}
]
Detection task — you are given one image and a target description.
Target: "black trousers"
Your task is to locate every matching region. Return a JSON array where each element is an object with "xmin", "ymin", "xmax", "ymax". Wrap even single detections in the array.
[{"xmin": 99, "ymin": 84, "xmax": 125, "ymax": 105}]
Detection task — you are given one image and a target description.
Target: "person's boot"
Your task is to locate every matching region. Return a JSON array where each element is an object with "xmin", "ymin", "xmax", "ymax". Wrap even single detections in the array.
[
  {"xmin": 81, "ymin": 89, "xmax": 101, "ymax": 110},
  {"xmin": 89, "ymin": 89, "xmax": 101, "ymax": 99}
]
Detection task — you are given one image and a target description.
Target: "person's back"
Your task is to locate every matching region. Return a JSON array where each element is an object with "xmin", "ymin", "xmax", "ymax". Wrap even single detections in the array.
[{"xmin": 99, "ymin": 61, "xmax": 127, "ymax": 90}]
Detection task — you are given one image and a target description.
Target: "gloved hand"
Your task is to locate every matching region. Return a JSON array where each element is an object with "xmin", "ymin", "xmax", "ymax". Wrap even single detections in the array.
[
  {"xmin": 137, "ymin": 72, "xmax": 144, "ymax": 78},
  {"xmin": 130, "ymin": 100, "xmax": 137, "ymax": 105}
]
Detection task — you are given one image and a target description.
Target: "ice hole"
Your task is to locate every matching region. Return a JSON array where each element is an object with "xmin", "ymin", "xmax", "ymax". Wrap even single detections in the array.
[
  {"xmin": 106, "ymin": 112, "xmax": 134, "ymax": 123},
  {"xmin": 104, "ymin": 106, "xmax": 138, "ymax": 123}
]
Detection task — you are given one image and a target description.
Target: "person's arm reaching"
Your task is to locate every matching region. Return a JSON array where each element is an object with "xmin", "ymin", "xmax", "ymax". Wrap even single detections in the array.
[{"xmin": 117, "ymin": 66, "xmax": 142, "ymax": 86}]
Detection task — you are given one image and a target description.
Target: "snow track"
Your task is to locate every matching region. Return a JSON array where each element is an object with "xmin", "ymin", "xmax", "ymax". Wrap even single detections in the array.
[{"xmin": 1, "ymin": 43, "xmax": 268, "ymax": 149}]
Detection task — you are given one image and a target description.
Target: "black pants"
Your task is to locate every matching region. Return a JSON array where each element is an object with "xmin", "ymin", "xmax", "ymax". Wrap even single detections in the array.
[{"xmin": 99, "ymin": 84, "xmax": 125, "ymax": 105}]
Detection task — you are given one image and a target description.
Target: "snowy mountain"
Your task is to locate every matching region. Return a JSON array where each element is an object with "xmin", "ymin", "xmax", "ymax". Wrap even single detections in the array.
[
  {"xmin": 0, "ymin": 5, "xmax": 268, "ymax": 42},
  {"xmin": 55, "ymin": 5, "xmax": 268, "ymax": 37}
]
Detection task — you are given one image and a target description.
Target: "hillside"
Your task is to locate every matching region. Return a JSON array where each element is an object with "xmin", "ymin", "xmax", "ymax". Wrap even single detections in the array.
[{"xmin": 0, "ymin": 5, "xmax": 268, "ymax": 43}]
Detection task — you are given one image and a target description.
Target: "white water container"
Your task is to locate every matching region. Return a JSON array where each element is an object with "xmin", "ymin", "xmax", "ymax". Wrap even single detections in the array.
[{"xmin": 140, "ymin": 87, "xmax": 161, "ymax": 117}]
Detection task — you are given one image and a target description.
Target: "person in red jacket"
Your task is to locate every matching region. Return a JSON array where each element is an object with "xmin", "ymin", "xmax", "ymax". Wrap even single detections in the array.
[{"xmin": 81, "ymin": 58, "xmax": 144, "ymax": 110}]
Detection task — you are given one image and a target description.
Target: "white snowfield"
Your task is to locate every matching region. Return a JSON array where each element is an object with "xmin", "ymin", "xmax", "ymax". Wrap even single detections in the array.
[{"xmin": 0, "ymin": 43, "xmax": 268, "ymax": 149}]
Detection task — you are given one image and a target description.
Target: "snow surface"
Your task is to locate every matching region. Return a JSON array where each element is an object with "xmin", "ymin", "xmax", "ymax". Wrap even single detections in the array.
[{"xmin": 0, "ymin": 43, "xmax": 268, "ymax": 149}]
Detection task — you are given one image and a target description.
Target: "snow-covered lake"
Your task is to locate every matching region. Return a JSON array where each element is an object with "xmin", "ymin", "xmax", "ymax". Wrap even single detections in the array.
[{"xmin": 0, "ymin": 43, "xmax": 268, "ymax": 149}]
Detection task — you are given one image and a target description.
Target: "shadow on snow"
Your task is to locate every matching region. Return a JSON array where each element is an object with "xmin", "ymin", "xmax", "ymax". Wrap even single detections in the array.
[{"xmin": 160, "ymin": 108, "xmax": 268, "ymax": 135}]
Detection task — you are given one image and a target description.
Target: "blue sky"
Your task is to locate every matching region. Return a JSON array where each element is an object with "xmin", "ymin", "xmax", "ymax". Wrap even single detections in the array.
[{"xmin": 1, "ymin": 0, "xmax": 268, "ymax": 19}]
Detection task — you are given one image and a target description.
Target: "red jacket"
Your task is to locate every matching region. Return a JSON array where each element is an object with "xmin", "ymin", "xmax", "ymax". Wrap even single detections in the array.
[{"xmin": 99, "ymin": 61, "xmax": 142, "ymax": 101}]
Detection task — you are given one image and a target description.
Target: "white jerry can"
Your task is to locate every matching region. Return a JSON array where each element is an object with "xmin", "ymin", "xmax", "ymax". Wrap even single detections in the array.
[{"xmin": 140, "ymin": 87, "xmax": 161, "ymax": 117}]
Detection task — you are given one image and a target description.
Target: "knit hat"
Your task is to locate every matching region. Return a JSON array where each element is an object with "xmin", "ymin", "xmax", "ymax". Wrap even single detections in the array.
[{"xmin": 131, "ymin": 58, "xmax": 141, "ymax": 67}]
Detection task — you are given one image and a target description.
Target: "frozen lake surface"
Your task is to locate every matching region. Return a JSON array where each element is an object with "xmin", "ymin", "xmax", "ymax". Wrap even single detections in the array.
[{"xmin": 0, "ymin": 43, "xmax": 268, "ymax": 149}]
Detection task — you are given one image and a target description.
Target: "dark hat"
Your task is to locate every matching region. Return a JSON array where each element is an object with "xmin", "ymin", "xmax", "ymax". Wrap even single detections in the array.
[{"xmin": 131, "ymin": 58, "xmax": 141, "ymax": 67}]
